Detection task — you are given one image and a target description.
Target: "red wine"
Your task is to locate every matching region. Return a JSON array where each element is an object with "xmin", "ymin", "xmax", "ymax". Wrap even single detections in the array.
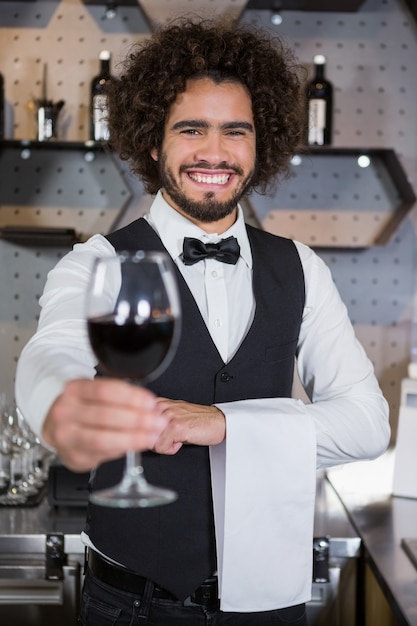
[
  {"xmin": 88, "ymin": 314, "xmax": 175, "ymax": 380},
  {"xmin": 90, "ymin": 51, "xmax": 112, "ymax": 142},
  {"xmin": 306, "ymin": 54, "xmax": 333, "ymax": 146}
]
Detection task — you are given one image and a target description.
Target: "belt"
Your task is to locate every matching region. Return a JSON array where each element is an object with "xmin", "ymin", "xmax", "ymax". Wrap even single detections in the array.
[{"xmin": 87, "ymin": 550, "xmax": 219, "ymax": 609}]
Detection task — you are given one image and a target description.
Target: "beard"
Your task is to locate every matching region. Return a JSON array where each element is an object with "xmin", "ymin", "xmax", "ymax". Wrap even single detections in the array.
[{"xmin": 157, "ymin": 154, "xmax": 255, "ymax": 223}]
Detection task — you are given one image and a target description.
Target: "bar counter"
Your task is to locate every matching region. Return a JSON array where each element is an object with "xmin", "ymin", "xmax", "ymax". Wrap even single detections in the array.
[
  {"xmin": 1, "ymin": 455, "xmax": 414, "ymax": 624},
  {"xmin": 0, "ymin": 470, "xmax": 358, "ymax": 556},
  {"xmin": 327, "ymin": 449, "xmax": 417, "ymax": 626},
  {"xmin": 0, "ymin": 470, "xmax": 360, "ymax": 624}
]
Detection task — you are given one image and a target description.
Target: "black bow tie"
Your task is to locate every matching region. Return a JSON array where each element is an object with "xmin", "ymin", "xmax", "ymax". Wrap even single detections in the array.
[{"xmin": 182, "ymin": 236, "xmax": 240, "ymax": 266}]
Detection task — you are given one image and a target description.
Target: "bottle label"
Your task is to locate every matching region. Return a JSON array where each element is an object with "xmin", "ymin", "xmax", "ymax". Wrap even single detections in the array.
[
  {"xmin": 37, "ymin": 106, "xmax": 56, "ymax": 141},
  {"xmin": 308, "ymin": 99, "xmax": 327, "ymax": 146},
  {"xmin": 92, "ymin": 94, "xmax": 109, "ymax": 141}
]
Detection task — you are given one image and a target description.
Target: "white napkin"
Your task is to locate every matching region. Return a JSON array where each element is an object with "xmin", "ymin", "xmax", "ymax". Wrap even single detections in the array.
[{"xmin": 210, "ymin": 398, "xmax": 317, "ymax": 612}]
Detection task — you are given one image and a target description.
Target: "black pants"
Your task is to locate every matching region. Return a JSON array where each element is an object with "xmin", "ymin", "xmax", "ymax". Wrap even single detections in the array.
[{"xmin": 78, "ymin": 569, "xmax": 308, "ymax": 626}]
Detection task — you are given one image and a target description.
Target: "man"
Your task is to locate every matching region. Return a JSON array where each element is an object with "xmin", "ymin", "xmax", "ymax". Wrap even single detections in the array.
[{"xmin": 15, "ymin": 19, "xmax": 390, "ymax": 626}]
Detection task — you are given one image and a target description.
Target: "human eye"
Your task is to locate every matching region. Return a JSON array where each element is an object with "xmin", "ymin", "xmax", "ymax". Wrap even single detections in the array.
[
  {"xmin": 227, "ymin": 129, "xmax": 245, "ymax": 136},
  {"xmin": 180, "ymin": 128, "xmax": 201, "ymax": 135},
  {"xmin": 223, "ymin": 123, "xmax": 253, "ymax": 137},
  {"xmin": 172, "ymin": 121, "xmax": 206, "ymax": 135}
]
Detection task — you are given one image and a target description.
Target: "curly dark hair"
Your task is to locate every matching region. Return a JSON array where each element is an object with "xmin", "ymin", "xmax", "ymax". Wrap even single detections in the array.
[{"xmin": 107, "ymin": 18, "xmax": 306, "ymax": 196}]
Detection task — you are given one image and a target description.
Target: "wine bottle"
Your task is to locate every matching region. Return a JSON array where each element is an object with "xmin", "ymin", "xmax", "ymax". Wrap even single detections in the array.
[
  {"xmin": 90, "ymin": 51, "xmax": 112, "ymax": 142},
  {"xmin": 306, "ymin": 54, "xmax": 333, "ymax": 146},
  {"xmin": 0, "ymin": 72, "xmax": 4, "ymax": 140}
]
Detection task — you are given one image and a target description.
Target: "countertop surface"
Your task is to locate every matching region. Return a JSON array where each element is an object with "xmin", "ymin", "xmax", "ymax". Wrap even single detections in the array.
[
  {"xmin": 0, "ymin": 469, "xmax": 359, "ymax": 557},
  {"xmin": 327, "ymin": 449, "xmax": 417, "ymax": 626},
  {"xmin": 0, "ymin": 496, "xmax": 87, "ymax": 555},
  {"xmin": 2, "ymin": 453, "xmax": 416, "ymax": 625}
]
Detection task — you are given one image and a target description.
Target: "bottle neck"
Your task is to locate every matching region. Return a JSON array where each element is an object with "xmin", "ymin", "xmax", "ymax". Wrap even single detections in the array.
[
  {"xmin": 100, "ymin": 60, "xmax": 110, "ymax": 75},
  {"xmin": 314, "ymin": 63, "xmax": 325, "ymax": 79}
]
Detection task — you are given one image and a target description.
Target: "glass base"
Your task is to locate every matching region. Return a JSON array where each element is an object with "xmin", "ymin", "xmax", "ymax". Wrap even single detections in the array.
[
  {"xmin": 0, "ymin": 491, "xmax": 27, "ymax": 505},
  {"xmin": 90, "ymin": 475, "xmax": 177, "ymax": 508}
]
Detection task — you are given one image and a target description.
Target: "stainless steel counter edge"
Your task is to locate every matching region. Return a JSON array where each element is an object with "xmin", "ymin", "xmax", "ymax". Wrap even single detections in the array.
[
  {"xmin": 0, "ymin": 472, "xmax": 360, "ymax": 558},
  {"xmin": 0, "ymin": 534, "xmax": 84, "ymax": 556}
]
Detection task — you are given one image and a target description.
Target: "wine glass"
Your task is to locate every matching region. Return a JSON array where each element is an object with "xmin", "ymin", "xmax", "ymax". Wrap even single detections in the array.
[
  {"xmin": 0, "ymin": 403, "xmax": 27, "ymax": 505},
  {"xmin": 86, "ymin": 250, "xmax": 181, "ymax": 508}
]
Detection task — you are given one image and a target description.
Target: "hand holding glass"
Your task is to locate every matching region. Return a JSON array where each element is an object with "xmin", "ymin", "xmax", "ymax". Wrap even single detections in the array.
[{"xmin": 86, "ymin": 251, "xmax": 181, "ymax": 508}]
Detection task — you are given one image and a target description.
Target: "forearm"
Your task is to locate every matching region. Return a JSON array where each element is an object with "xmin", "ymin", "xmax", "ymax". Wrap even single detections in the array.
[
  {"xmin": 15, "ymin": 234, "xmax": 114, "ymax": 440},
  {"xmin": 15, "ymin": 324, "xmax": 96, "ymax": 441},
  {"xmin": 309, "ymin": 391, "xmax": 390, "ymax": 468},
  {"xmin": 215, "ymin": 388, "xmax": 389, "ymax": 470}
]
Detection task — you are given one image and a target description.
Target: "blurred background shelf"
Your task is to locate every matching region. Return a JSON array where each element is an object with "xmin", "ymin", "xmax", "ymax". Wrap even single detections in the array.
[
  {"xmin": 0, "ymin": 139, "xmax": 132, "ymax": 242},
  {"xmin": 248, "ymin": 147, "xmax": 416, "ymax": 249}
]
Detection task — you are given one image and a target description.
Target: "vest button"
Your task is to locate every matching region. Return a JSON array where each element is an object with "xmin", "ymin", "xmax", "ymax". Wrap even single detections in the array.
[{"xmin": 220, "ymin": 372, "xmax": 231, "ymax": 382}]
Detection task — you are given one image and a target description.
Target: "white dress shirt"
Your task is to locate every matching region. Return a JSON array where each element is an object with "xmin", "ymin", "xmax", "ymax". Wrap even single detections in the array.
[{"xmin": 15, "ymin": 190, "xmax": 390, "ymax": 612}]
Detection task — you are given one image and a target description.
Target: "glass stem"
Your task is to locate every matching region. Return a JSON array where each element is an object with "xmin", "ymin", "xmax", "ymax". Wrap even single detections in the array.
[
  {"xmin": 125, "ymin": 450, "xmax": 145, "ymax": 479},
  {"xmin": 9, "ymin": 455, "xmax": 18, "ymax": 492}
]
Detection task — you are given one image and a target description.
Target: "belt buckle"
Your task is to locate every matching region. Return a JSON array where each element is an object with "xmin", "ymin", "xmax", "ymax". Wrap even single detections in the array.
[{"xmin": 189, "ymin": 577, "xmax": 218, "ymax": 609}]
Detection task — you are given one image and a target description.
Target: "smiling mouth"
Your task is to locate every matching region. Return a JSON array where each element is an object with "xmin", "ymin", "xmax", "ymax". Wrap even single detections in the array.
[{"xmin": 188, "ymin": 172, "xmax": 231, "ymax": 185}]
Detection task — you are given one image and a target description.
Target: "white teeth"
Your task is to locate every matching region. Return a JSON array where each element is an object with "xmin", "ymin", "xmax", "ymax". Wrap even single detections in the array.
[{"xmin": 189, "ymin": 173, "xmax": 230, "ymax": 184}]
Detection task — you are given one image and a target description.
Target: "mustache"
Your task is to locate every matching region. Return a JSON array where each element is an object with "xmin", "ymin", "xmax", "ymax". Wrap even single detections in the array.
[{"xmin": 179, "ymin": 162, "xmax": 244, "ymax": 176}]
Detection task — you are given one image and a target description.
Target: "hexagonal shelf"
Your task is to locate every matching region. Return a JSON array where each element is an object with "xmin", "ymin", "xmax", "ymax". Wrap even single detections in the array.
[
  {"xmin": 0, "ymin": 140, "xmax": 132, "ymax": 245},
  {"xmin": 248, "ymin": 147, "xmax": 416, "ymax": 248}
]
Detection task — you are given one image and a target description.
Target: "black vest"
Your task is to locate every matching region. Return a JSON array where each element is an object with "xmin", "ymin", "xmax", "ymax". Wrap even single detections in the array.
[{"xmin": 85, "ymin": 218, "xmax": 305, "ymax": 600}]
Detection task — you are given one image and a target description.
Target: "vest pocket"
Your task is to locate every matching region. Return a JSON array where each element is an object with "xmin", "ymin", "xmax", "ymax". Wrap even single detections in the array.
[{"xmin": 265, "ymin": 338, "xmax": 298, "ymax": 363}]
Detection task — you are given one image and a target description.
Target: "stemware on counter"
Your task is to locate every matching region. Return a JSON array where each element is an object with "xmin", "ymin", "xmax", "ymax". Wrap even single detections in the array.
[{"xmin": 0, "ymin": 393, "xmax": 54, "ymax": 506}]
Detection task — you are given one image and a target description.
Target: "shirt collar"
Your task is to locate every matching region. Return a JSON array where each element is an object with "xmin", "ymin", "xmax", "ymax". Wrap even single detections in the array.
[{"xmin": 147, "ymin": 190, "xmax": 253, "ymax": 269}]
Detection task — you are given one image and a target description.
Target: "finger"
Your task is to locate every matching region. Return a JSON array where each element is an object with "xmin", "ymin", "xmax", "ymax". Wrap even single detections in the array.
[
  {"xmin": 61, "ymin": 380, "xmax": 166, "ymax": 429},
  {"xmin": 51, "ymin": 392, "xmax": 167, "ymax": 436},
  {"xmin": 47, "ymin": 410, "xmax": 165, "ymax": 472},
  {"xmin": 65, "ymin": 378, "xmax": 158, "ymax": 411},
  {"xmin": 70, "ymin": 424, "xmax": 161, "ymax": 465}
]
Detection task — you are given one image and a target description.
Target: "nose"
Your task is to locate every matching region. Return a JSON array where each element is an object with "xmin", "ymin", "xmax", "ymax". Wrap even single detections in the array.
[{"xmin": 193, "ymin": 131, "xmax": 230, "ymax": 166}]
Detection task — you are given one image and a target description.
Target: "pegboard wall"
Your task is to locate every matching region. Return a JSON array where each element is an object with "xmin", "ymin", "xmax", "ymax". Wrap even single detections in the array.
[
  {"xmin": 0, "ymin": 144, "xmax": 132, "ymax": 237},
  {"xmin": 1, "ymin": 0, "xmax": 417, "ymax": 439}
]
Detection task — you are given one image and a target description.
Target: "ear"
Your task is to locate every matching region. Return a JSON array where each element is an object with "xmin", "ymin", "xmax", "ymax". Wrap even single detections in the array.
[{"xmin": 150, "ymin": 147, "xmax": 158, "ymax": 161}]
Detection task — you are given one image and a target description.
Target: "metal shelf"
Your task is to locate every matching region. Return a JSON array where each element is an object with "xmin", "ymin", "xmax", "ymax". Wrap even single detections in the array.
[
  {"xmin": 249, "ymin": 147, "xmax": 416, "ymax": 249},
  {"xmin": 1, "ymin": 142, "xmax": 414, "ymax": 249},
  {"xmin": 404, "ymin": 0, "xmax": 417, "ymax": 22},
  {"xmin": 245, "ymin": 0, "xmax": 366, "ymax": 10},
  {"xmin": 0, "ymin": 140, "xmax": 132, "ymax": 243},
  {"xmin": 0, "ymin": 139, "xmax": 107, "ymax": 153},
  {"xmin": 79, "ymin": 0, "xmax": 366, "ymax": 9}
]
